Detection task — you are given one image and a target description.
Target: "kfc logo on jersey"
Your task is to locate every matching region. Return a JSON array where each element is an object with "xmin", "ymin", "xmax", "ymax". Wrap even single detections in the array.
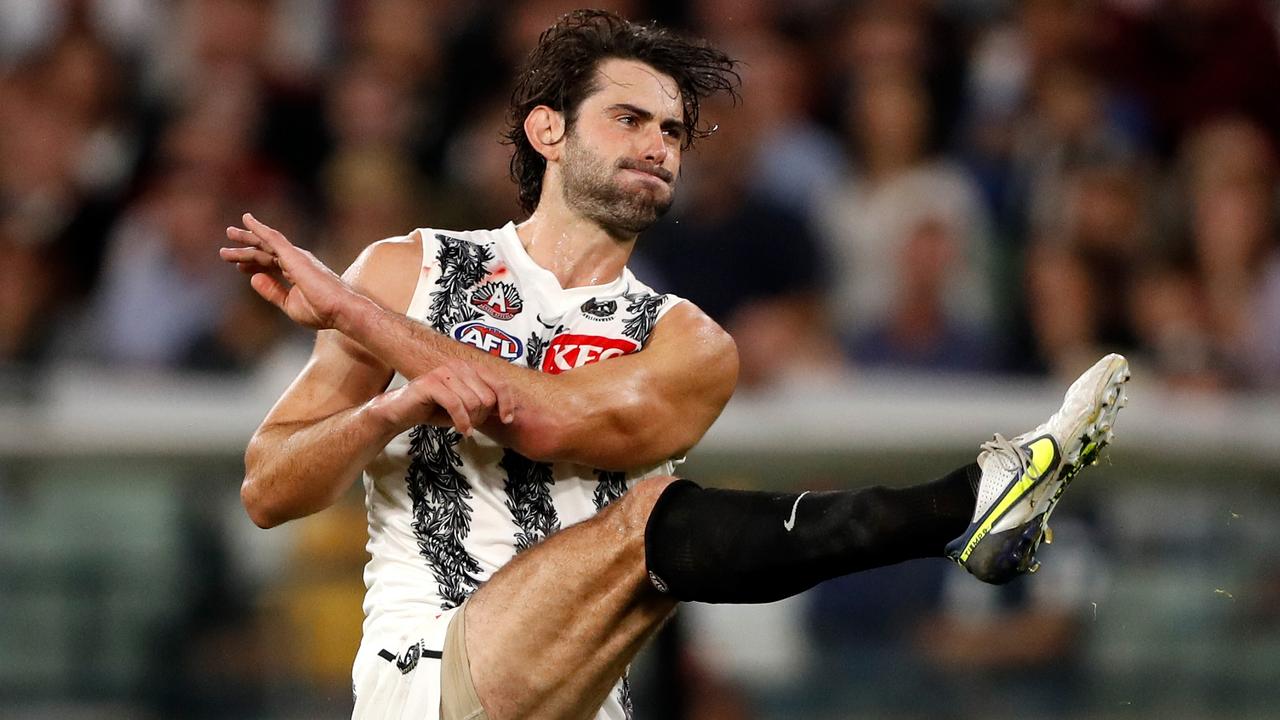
[
  {"xmin": 580, "ymin": 297, "xmax": 617, "ymax": 320},
  {"xmin": 470, "ymin": 282, "xmax": 523, "ymax": 320},
  {"xmin": 453, "ymin": 322, "xmax": 524, "ymax": 361},
  {"xmin": 541, "ymin": 334, "xmax": 639, "ymax": 374}
]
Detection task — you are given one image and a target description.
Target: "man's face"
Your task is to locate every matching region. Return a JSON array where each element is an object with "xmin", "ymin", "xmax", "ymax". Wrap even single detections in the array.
[{"xmin": 558, "ymin": 58, "xmax": 685, "ymax": 235}]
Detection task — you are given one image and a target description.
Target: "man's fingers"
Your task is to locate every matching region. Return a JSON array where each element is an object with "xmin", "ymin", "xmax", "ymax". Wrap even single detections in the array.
[
  {"xmin": 462, "ymin": 376, "xmax": 498, "ymax": 419},
  {"xmin": 219, "ymin": 246, "xmax": 276, "ymax": 268},
  {"xmin": 433, "ymin": 386, "xmax": 473, "ymax": 436},
  {"xmin": 242, "ymin": 213, "xmax": 291, "ymax": 251},
  {"xmin": 249, "ymin": 271, "xmax": 291, "ymax": 309},
  {"xmin": 474, "ymin": 363, "xmax": 516, "ymax": 424},
  {"xmin": 225, "ymin": 225, "xmax": 259, "ymax": 245},
  {"xmin": 225, "ymin": 225, "xmax": 269, "ymax": 250},
  {"xmin": 238, "ymin": 214, "xmax": 343, "ymax": 289},
  {"xmin": 449, "ymin": 363, "xmax": 497, "ymax": 416},
  {"xmin": 442, "ymin": 368, "xmax": 491, "ymax": 427}
]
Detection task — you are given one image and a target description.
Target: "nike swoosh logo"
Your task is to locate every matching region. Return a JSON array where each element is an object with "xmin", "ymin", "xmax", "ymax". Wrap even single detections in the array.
[{"xmin": 783, "ymin": 491, "xmax": 810, "ymax": 532}]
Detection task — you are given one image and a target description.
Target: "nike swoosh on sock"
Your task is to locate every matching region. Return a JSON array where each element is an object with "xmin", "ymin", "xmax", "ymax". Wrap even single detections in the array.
[{"xmin": 783, "ymin": 491, "xmax": 810, "ymax": 532}]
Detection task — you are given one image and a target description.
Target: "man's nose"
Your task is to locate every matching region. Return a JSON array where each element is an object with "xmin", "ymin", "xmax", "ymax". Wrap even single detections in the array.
[{"xmin": 641, "ymin": 125, "xmax": 669, "ymax": 165}]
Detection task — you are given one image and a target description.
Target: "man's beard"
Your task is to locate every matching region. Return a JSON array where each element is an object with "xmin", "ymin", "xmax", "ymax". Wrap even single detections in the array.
[{"xmin": 560, "ymin": 132, "xmax": 675, "ymax": 236}]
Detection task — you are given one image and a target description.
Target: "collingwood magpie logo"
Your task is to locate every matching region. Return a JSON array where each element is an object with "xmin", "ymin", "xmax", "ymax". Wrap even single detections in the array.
[
  {"xmin": 581, "ymin": 297, "xmax": 617, "ymax": 320},
  {"xmin": 471, "ymin": 282, "xmax": 523, "ymax": 320},
  {"xmin": 378, "ymin": 642, "xmax": 421, "ymax": 674}
]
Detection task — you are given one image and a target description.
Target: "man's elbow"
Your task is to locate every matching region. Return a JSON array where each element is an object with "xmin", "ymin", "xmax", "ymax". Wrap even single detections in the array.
[
  {"xmin": 241, "ymin": 432, "xmax": 294, "ymax": 528},
  {"xmin": 499, "ymin": 391, "xmax": 682, "ymax": 468},
  {"xmin": 241, "ymin": 475, "xmax": 285, "ymax": 529},
  {"xmin": 504, "ymin": 417, "xmax": 569, "ymax": 463},
  {"xmin": 573, "ymin": 404, "xmax": 681, "ymax": 469},
  {"xmin": 500, "ymin": 400, "xmax": 611, "ymax": 465}
]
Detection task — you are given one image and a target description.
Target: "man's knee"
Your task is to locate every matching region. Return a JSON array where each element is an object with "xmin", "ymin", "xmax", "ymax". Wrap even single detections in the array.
[{"xmin": 597, "ymin": 475, "xmax": 682, "ymax": 544}]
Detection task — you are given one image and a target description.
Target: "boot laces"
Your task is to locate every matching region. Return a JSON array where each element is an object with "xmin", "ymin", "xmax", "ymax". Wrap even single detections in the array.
[{"xmin": 981, "ymin": 433, "xmax": 1029, "ymax": 475}]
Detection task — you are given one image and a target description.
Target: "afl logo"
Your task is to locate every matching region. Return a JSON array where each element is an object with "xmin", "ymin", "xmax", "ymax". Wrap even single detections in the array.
[
  {"xmin": 541, "ymin": 333, "xmax": 639, "ymax": 374},
  {"xmin": 453, "ymin": 322, "xmax": 524, "ymax": 361},
  {"xmin": 471, "ymin": 282, "xmax": 523, "ymax": 320},
  {"xmin": 581, "ymin": 297, "xmax": 616, "ymax": 320}
]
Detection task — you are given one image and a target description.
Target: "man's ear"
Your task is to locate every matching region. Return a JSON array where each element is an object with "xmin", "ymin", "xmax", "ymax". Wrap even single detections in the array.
[{"xmin": 524, "ymin": 105, "xmax": 567, "ymax": 162}]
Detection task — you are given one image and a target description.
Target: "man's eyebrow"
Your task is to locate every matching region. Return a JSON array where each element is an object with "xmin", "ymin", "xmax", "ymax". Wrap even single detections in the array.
[
  {"xmin": 605, "ymin": 103, "xmax": 685, "ymax": 132},
  {"xmin": 605, "ymin": 103, "xmax": 655, "ymax": 120}
]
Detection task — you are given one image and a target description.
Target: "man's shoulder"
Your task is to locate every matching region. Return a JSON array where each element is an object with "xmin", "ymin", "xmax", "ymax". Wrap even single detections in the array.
[
  {"xmin": 356, "ymin": 223, "xmax": 507, "ymax": 271},
  {"xmin": 646, "ymin": 300, "xmax": 734, "ymax": 354},
  {"xmin": 343, "ymin": 233, "xmax": 427, "ymax": 314},
  {"xmin": 350, "ymin": 224, "xmax": 515, "ymax": 314}
]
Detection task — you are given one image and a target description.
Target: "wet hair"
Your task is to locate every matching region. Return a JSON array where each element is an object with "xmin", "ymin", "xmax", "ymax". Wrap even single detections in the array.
[{"xmin": 503, "ymin": 9, "xmax": 739, "ymax": 213}]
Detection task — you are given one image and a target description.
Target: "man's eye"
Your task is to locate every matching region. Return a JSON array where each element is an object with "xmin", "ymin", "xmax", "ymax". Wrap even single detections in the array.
[{"xmin": 618, "ymin": 115, "xmax": 637, "ymax": 126}]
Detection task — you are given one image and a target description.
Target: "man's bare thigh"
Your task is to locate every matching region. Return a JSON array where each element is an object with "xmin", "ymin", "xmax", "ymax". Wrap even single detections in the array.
[{"xmin": 460, "ymin": 476, "xmax": 680, "ymax": 720}]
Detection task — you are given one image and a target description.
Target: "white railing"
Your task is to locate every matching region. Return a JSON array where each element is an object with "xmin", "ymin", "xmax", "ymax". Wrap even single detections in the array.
[{"xmin": 1, "ymin": 362, "xmax": 1277, "ymax": 464}]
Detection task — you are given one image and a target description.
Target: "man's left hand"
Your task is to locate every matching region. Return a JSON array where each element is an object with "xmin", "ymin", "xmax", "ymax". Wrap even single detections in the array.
[{"xmin": 219, "ymin": 213, "xmax": 352, "ymax": 330}]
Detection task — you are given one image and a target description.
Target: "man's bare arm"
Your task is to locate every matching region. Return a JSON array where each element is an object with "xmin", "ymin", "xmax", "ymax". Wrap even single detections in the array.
[
  {"xmin": 241, "ymin": 331, "xmax": 396, "ymax": 528},
  {"xmin": 234, "ymin": 237, "xmax": 514, "ymax": 528},
  {"xmin": 222, "ymin": 215, "xmax": 738, "ymax": 469},
  {"xmin": 347, "ymin": 291, "xmax": 738, "ymax": 468}
]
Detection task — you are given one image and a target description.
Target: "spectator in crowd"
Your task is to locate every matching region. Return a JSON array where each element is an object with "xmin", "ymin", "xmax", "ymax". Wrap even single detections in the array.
[
  {"xmin": 440, "ymin": 98, "xmax": 531, "ymax": 230},
  {"xmin": 815, "ymin": 70, "xmax": 996, "ymax": 372},
  {"xmin": 78, "ymin": 164, "xmax": 238, "ymax": 367},
  {"xmin": 961, "ymin": 0, "xmax": 1150, "ymax": 348},
  {"xmin": 0, "ymin": 0, "xmax": 1276, "ymax": 395},
  {"xmin": 1024, "ymin": 158, "xmax": 1153, "ymax": 380},
  {"xmin": 853, "ymin": 213, "xmax": 996, "ymax": 372},
  {"xmin": 1100, "ymin": 0, "xmax": 1280, "ymax": 158},
  {"xmin": 0, "ymin": 23, "xmax": 144, "ymax": 374},
  {"xmin": 323, "ymin": 54, "xmax": 419, "ymax": 158},
  {"xmin": 335, "ymin": 0, "xmax": 463, "ymax": 176},
  {"xmin": 181, "ymin": 281, "xmax": 299, "ymax": 374},
  {"xmin": 0, "ymin": 0, "xmax": 159, "ymax": 69},
  {"xmin": 0, "ymin": 26, "xmax": 139, "ymax": 299},
  {"xmin": 1131, "ymin": 117, "xmax": 1280, "ymax": 389},
  {"xmin": 1007, "ymin": 60, "xmax": 1142, "ymax": 249},
  {"xmin": 318, "ymin": 147, "xmax": 429, "ymax": 271},
  {"xmin": 0, "ymin": 216, "xmax": 58, "ymax": 366},
  {"xmin": 722, "ymin": 29, "xmax": 844, "ymax": 219}
]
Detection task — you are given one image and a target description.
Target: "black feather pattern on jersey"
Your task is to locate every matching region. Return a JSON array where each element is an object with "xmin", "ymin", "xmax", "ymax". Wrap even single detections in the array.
[
  {"xmin": 406, "ymin": 425, "xmax": 482, "ymax": 609},
  {"xmin": 500, "ymin": 449, "xmax": 560, "ymax": 552},
  {"xmin": 593, "ymin": 469, "xmax": 629, "ymax": 510},
  {"xmin": 525, "ymin": 331, "xmax": 547, "ymax": 369},
  {"xmin": 526, "ymin": 319, "xmax": 566, "ymax": 369},
  {"xmin": 622, "ymin": 292, "xmax": 669, "ymax": 345},
  {"xmin": 428, "ymin": 234, "xmax": 493, "ymax": 332},
  {"xmin": 618, "ymin": 675, "xmax": 633, "ymax": 720}
]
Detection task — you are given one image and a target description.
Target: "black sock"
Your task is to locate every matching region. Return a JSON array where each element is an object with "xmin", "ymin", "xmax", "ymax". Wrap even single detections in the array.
[{"xmin": 644, "ymin": 463, "xmax": 980, "ymax": 604}]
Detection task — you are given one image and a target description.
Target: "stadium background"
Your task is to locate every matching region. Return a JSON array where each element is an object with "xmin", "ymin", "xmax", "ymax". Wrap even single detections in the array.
[{"xmin": 2, "ymin": 0, "xmax": 1280, "ymax": 718}]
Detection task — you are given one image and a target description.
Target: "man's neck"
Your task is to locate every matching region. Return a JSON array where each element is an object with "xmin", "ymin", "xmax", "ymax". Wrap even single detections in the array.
[{"xmin": 514, "ymin": 206, "xmax": 637, "ymax": 290}]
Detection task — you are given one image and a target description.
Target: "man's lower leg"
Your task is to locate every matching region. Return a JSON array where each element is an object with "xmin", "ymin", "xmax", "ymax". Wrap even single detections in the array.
[
  {"xmin": 644, "ymin": 463, "xmax": 980, "ymax": 603},
  {"xmin": 646, "ymin": 353, "xmax": 1132, "ymax": 601}
]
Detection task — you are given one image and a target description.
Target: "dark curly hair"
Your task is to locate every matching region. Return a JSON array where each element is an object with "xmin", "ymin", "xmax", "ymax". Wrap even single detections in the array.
[{"xmin": 503, "ymin": 9, "xmax": 739, "ymax": 214}]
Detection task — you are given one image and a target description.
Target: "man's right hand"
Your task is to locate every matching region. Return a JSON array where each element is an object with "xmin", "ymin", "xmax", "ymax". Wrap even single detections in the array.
[
  {"xmin": 220, "ymin": 213, "xmax": 355, "ymax": 330},
  {"xmin": 370, "ymin": 359, "xmax": 516, "ymax": 437}
]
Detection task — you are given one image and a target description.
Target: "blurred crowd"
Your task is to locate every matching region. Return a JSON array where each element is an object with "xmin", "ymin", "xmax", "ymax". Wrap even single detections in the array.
[{"xmin": 3, "ymin": 0, "xmax": 1280, "ymax": 392}]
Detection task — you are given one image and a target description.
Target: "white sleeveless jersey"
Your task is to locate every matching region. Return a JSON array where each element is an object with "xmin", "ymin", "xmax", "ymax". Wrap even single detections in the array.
[{"xmin": 358, "ymin": 223, "xmax": 683, "ymax": 714}]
